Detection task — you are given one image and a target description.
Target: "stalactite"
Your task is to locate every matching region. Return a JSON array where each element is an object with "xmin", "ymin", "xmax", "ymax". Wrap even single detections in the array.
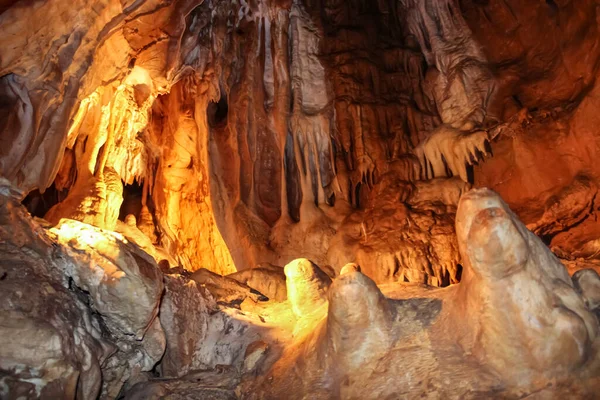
[
  {"xmin": 44, "ymin": 67, "xmax": 156, "ymax": 231},
  {"xmin": 2, "ymin": 0, "xmax": 600, "ymax": 398},
  {"xmin": 414, "ymin": 126, "xmax": 491, "ymax": 182},
  {"xmin": 399, "ymin": 0, "xmax": 499, "ymax": 129}
]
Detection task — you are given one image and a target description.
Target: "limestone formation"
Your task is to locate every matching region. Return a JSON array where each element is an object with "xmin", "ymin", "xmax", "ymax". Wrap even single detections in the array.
[
  {"xmin": 245, "ymin": 189, "xmax": 600, "ymax": 399},
  {"xmin": 284, "ymin": 258, "xmax": 332, "ymax": 318},
  {"xmin": 454, "ymin": 189, "xmax": 598, "ymax": 385},
  {"xmin": 0, "ymin": 180, "xmax": 280, "ymax": 398},
  {"xmin": 227, "ymin": 268, "xmax": 288, "ymax": 302},
  {"xmin": 573, "ymin": 269, "xmax": 600, "ymax": 314},
  {"xmin": 414, "ymin": 126, "xmax": 491, "ymax": 182},
  {"xmin": 0, "ymin": 179, "xmax": 165, "ymax": 398},
  {"xmin": 2, "ymin": 0, "xmax": 600, "ymax": 398},
  {"xmin": 2, "ymin": 174, "xmax": 600, "ymax": 398},
  {"xmin": 190, "ymin": 268, "xmax": 268, "ymax": 306}
]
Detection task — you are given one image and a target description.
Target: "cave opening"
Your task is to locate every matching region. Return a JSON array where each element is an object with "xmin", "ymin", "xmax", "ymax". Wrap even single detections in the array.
[
  {"xmin": 21, "ymin": 183, "xmax": 67, "ymax": 219},
  {"xmin": 119, "ymin": 180, "xmax": 144, "ymax": 222},
  {"xmin": 207, "ymin": 90, "xmax": 229, "ymax": 129}
]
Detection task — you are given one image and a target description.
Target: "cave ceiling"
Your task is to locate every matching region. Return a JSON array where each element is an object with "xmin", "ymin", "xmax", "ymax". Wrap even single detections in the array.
[{"xmin": 3, "ymin": 0, "xmax": 599, "ymax": 283}]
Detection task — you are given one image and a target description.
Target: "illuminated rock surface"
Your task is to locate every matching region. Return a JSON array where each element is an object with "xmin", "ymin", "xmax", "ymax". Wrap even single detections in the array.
[
  {"xmin": 244, "ymin": 189, "xmax": 600, "ymax": 399},
  {"xmin": 4, "ymin": 0, "xmax": 600, "ymax": 283},
  {"xmin": 0, "ymin": 181, "xmax": 268, "ymax": 398},
  {"xmin": 2, "ymin": 0, "xmax": 600, "ymax": 398},
  {"xmin": 2, "ymin": 179, "xmax": 600, "ymax": 398}
]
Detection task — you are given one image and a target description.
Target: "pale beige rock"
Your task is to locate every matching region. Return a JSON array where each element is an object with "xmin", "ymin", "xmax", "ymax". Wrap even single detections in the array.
[
  {"xmin": 327, "ymin": 271, "xmax": 395, "ymax": 373},
  {"xmin": 284, "ymin": 258, "xmax": 332, "ymax": 318},
  {"xmin": 0, "ymin": 180, "xmax": 166, "ymax": 398},
  {"xmin": 414, "ymin": 126, "xmax": 491, "ymax": 182},
  {"xmin": 246, "ymin": 189, "xmax": 600, "ymax": 399},
  {"xmin": 50, "ymin": 219, "xmax": 164, "ymax": 339},
  {"xmin": 454, "ymin": 188, "xmax": 598, "ymax": 385},
  {"xmin": 339, "ymin": 262, "xmax": 361, "ymax": 275},
  {"xmin": 243, "ymin": 341, "xmax": 269, "ymax": 373},
  {"xmin": 227, "ymin": 268, "xmax": 287, "ymax": 302},
  {"xmin": 573, "ymin": 269, "xmax": 600, "ymax": 312}
]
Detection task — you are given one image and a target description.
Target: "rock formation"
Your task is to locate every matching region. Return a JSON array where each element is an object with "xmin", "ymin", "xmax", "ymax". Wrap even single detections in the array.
[
  {"xmin": 3, "ymin": 176, "xmax": 600, "ymax": 398},
  {"xmin": 4, "ymin": 0, "xmax": 600, "ymax": 283},
  {"xmin": 2, "ymin": 0, "xmax": 600, "ymax": 398},
  {"xmin": 0, "ymin": 179, "xmax": 277, "ymax": 398},
  {"xmin": 244, "ymin": 189, "xmax": 600, "ymax": 399}
]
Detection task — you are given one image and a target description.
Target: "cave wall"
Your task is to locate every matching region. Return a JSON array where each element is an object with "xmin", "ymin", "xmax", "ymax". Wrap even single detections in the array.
[
  {"xmin": 1, "ymin": 0, "xmax": 600, "ymax": 282},
  {"xmin": 464, "ymin": 0, "xmax": 600, "ymax": 259},
  {"xmin": 0, "ymin": 0, "xmax": 239, "ymax": 274},
  {"xmin": 0, "ymin": 0, "xmax": 197, "ymax": 192},
  {"xmin": 148, "ymin": 77, "xmax": 236, "ymax": 274},
  {"xmin": 201, "ymin": 0, "xmax": 600, "ymax": 280}
]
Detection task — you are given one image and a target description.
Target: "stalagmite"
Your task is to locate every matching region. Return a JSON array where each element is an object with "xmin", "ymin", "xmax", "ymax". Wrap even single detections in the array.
[
  {"xmin": 454, "ymin": 189, "xmax": 598, "ymax": 383},
  {"xmin": 284, "ymin": 258, "xmax": 332, "ymax": 318},
  {"xmin": 248, "ymin": 188, "xmax": 600, "ymax": 399},
  {"xmin": 327, "ymin": 271, "xmax": 395, "ymax": 371}
]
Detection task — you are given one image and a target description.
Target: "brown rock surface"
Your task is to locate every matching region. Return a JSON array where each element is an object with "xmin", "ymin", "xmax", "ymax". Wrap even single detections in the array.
[
  {"xmin": 2, "ymin": 0, "xmax": 600, "ymax": 398},
  {"xmin": 3, "ymin": 0, "xmax": 600, "ymax": 284}
]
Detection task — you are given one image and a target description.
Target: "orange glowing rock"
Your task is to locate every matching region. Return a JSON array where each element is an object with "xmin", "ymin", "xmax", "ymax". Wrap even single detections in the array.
[{"xmin": 284, "ymin": 258, "xmax": 332, "ymax": 318}]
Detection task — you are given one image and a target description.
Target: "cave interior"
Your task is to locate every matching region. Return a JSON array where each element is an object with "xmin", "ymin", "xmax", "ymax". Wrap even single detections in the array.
[{"xmin": 2, "ymin": 0, "xmax": 600, "ymax": 398}]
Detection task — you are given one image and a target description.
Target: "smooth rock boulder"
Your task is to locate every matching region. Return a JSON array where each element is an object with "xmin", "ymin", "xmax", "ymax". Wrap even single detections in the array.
[
  {"xmin": 249, "ymin": 188, "xmax": 600, "ymax": 399},
  {"xmin": 50, "ymin": 219, "xmax": 164, "ymax": 339},
  {"xmin": 284, "ymin": 258, "xmax": 332, "ymax": 318},
  {"xmin": 454, "ymin": 188, "xmax": 598, "ymax": 384}
]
